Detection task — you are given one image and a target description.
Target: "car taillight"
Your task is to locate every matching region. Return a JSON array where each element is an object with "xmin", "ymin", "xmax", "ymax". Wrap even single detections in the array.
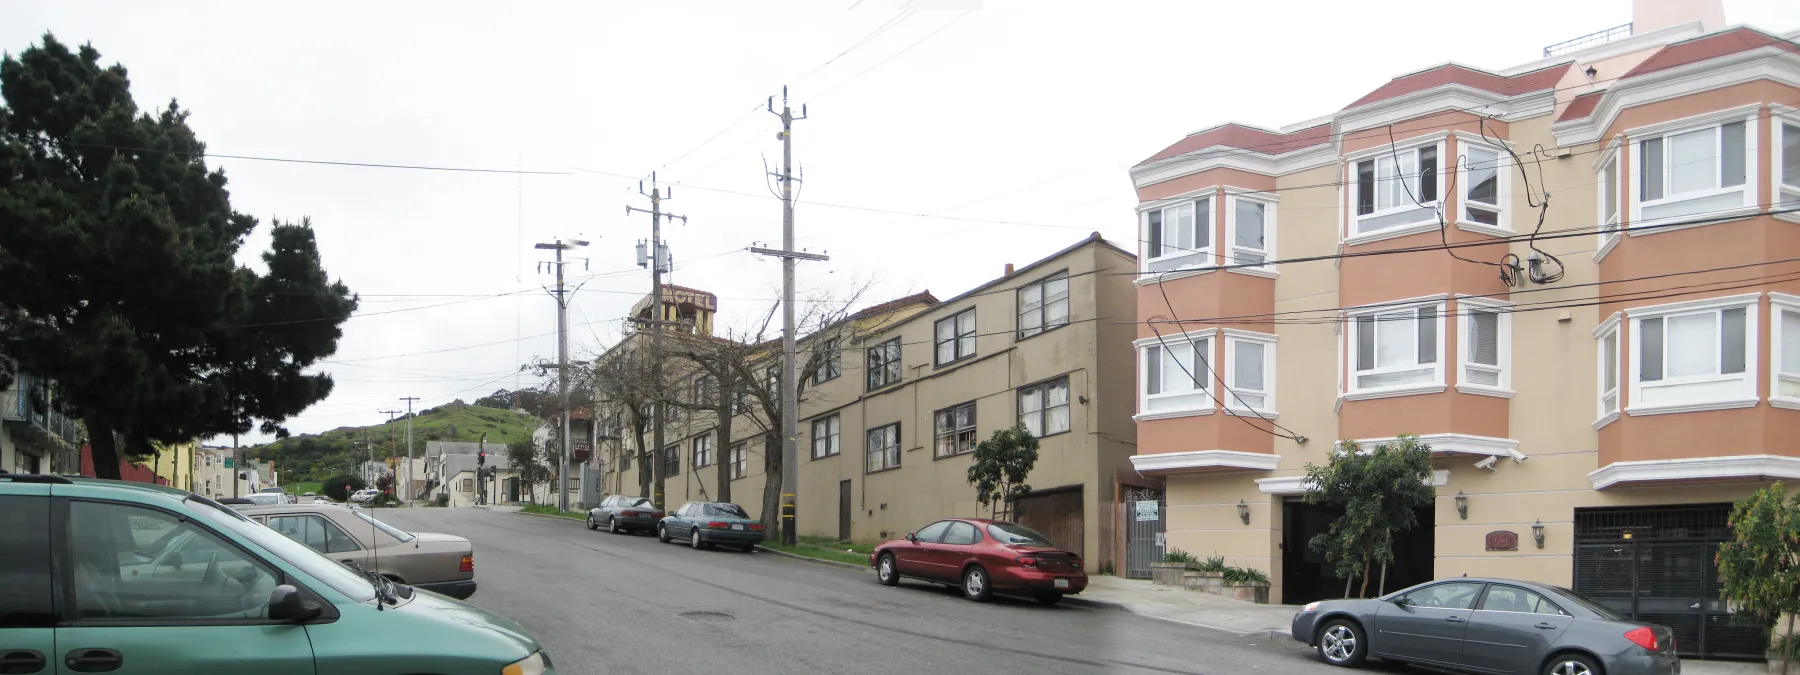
[
  {"xmin": 622, "ymin": 511, "xmax": 639, "ymax": 518},
  {"xmin": 460, "ymin": 554, "xmax": 474, "ymax": 572},
  {"xmin": 1624, "ymin": 627, "xmax": 1658, "ymax": 651},
  {"xmin": 1072, "ymin": 559, "xmax": 1083, "ymax": 569},
  {"xmin": 707, "ymin": 521, "xmax": 730, "ymax": 529},
  {"xmin": 749, "ymin": 523, "xmax": 764, "ymax": 531},
  {"xmin": 1015, "ymin": 556, "xmax": 1038, "ymax": 566}
]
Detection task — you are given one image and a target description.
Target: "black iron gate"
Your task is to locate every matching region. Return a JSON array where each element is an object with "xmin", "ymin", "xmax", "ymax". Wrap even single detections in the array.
[
  {"xmin": 1573, "ymin": 504, "xmax": 1766, "ymax": 661},
  {"xmin": 1123, "ymin": 486, "xmax": 1165, "ymax": 579}
]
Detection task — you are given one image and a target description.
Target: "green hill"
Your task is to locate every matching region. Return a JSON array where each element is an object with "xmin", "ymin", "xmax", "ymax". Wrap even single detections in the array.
[{"xmin": 248, "ymin": 400, "xmax": 540, "ymax": 483}]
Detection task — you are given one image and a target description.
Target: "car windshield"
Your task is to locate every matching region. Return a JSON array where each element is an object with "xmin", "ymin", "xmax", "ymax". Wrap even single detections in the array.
[
  {"xmin": 985, "ymin": 523, "xmax": 1055, "ymax": 546},
  {"xmin": 1550, "ymin": 587, "xmax": 1625, "ymax": 620},
  {"xmin": 353, "ymin": 509, "xmax": 417, "ymax": 543},
  {"xmin": 704, "ymin": 504, "xmax": 749, "ymax": 518},
  {"xmin": 185, "ymin": 496, "xmax": 376, "ymax": 602}
]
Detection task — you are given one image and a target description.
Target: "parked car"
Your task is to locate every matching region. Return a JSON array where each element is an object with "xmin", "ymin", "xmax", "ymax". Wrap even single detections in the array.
[
  {"xmin": 1291, "ymin": 577, "xmax": 1679, "ymax": 674},
  {"xmin": 350, "ymin": 489, "xmax": 375, "ymax": 503},
  {"xmin": 656, "ymin": 501, "xmax": 763, "ymax": 551},
  {"xmin": 870, "ymin": 519, "xmax": 1086, "ymax": 605},
  {"xmin": 311, "ymin": 496, "xmax": 333, "ymax": 504},
  {"xmin": 0, "ymin": 473, "xmax": 551, "ymax": 673},
  {"xmin": 242, "ymin": 492, "xmax": 285, "ymax": 506},
  {"xmin": 587, "ymin": 494, "xmax": 665, "ymax": 534},
  {"xmin": 234, "ymin": 503, "xmax": 479, "ymax": 600}
]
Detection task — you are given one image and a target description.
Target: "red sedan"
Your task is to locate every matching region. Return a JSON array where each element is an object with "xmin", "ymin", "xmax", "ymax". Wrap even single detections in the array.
[{"xmin": 870, "ymin": 518, "xmax": 1086, "ymax": 605}]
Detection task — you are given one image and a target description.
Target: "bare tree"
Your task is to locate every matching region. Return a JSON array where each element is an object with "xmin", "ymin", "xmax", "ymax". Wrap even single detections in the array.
[{"xmin": 590, "ymin": 343, "xmax": 667, "ymax": 499}]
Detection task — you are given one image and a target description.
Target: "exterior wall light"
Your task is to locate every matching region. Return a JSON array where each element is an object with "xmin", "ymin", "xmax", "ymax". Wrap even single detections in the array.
[
  {"xmin": 1238, "ymin": 499, "xmax": 1250, "ymax": 525},
  {"xmin": 1455, "ymin": 491, "xmax": 1468, "ymax": 520},
  {"xmin": 1532, "ymin": 519, "xmax": 1545, "ymax": 549}
]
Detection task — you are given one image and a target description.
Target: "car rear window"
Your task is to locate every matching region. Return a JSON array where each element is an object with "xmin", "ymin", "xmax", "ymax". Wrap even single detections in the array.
[
  {"xmin": 986, "ymin": 522, "xmax": 1055, "ymax": 546},
  {"xmin": 704, "ymin": 504, "xmax": 749, "ymax": 518},
  {"xmin": 1549, "ymin": 587, "xmax": 1625, "ymax": 621}
]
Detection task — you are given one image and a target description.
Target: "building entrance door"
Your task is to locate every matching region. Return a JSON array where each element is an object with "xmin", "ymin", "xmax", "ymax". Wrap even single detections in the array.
[{"xmin": 1574, "ymin": 504, "xmax": 1764, "ymax": 661}]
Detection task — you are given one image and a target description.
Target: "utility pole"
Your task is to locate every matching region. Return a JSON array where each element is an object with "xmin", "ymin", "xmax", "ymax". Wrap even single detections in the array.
[
  {"xmin": 627, "ymin": 173, "xmax": 685, "ymax": 510},
  {"xmin": 400, "ymin": 397, "xmax": 419, "ymax": 503},
  {"xmin": 750, "ymin": 86, "xmax": 828, "ymax": 546},
  {"xmin": 535, "ymin": 238, "xmax": 590, "ymax": 512}
]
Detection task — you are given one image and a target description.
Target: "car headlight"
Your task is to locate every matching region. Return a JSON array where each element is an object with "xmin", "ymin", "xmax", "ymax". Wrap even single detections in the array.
[
  {"xmin": 502, "ymin": 651, "xmax": 548, "ymax": 675},
  {"xmin": 1302, "ymin": 602, "xmax": 1320, "ymax": 612}
]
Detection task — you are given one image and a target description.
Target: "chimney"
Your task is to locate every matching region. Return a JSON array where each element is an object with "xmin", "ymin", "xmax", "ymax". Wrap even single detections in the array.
[{"xmin": 1004, "ymin": 263, "xmax": 1015, "ymax": 276}]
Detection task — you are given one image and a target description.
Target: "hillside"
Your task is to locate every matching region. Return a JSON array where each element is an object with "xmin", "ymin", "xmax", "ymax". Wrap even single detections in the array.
[{"xmin": 248, "ymin": 400, "xmax": 540, "ymax": 482}]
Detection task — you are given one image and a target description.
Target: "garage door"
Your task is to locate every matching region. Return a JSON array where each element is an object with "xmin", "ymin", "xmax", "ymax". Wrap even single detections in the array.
[{"xmin": 1016, "ymin": 486, "xmax": 1084, "ymax": 556}]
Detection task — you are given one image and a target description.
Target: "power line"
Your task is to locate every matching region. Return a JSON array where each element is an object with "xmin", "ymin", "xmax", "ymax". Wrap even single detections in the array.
[{"xmin": 804, "ymin": 10, "xmax": 971, "ymax": 104}]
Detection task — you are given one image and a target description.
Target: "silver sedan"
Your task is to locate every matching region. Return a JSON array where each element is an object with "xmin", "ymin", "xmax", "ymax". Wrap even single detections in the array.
[
  {"xmin": 1291, "ymin": 577, "xmax": 1679, "ymax": 675},
  {"xmin": 234, "ymin": 503, "xmax": 478, "ymax": 599}
]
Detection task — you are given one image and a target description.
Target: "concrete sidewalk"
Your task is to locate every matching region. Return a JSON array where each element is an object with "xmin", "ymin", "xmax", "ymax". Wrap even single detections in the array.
[{"xmin": 1062, "ymin": 576, "xmax": 1764, "ymax": 674}]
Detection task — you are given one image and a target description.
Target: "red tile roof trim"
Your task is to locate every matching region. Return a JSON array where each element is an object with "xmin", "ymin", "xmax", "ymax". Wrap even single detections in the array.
[
  {"xmin": 1620, "ymin": 27, "xmax": 1800, "ymax": 80},
  {"xmin": 1556, "ymin": 91, "xmax": 1605, "ymax": 123},
  {"xmin": 1343, "ymin": 63, "xmax": 1569, "ymax": 110},
  {"xmin": 1135, "ymin": 123, "xmax": 1331, "ymax": 167}
]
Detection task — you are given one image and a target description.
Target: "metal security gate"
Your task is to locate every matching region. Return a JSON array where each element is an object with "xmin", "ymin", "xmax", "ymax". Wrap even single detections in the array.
[
  {"xmin": 1123, "ymin": 486, "xmax": 1165, "ymax": 579},
  {"xmin": 1574, "ymin": 504, "xmax": 1766, "ymax": 661}
]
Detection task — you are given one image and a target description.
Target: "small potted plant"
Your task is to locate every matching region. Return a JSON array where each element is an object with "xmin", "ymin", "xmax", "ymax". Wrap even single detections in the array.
[{"xmin": 1152, "ymin": 549, "xmax": 1197, "ymax": 585}]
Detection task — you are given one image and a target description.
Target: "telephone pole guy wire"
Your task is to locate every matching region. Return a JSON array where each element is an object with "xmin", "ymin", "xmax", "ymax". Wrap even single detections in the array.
[{"xmin": 750, "ymin": 87, "xmax": 829, "ymax": 546}]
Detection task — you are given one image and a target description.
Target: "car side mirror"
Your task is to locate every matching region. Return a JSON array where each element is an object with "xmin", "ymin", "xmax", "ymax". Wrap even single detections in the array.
[
  {"xmin": 268, "ymin": 584, "xmax": 323, "ymax": 622},
  {"xmin": 1389, "ymin": 596, "xmax": 1411, "ymax": 607},
  {"xmin": 905, "ymin": 533, "xmax": 918, "ymax": 543}
]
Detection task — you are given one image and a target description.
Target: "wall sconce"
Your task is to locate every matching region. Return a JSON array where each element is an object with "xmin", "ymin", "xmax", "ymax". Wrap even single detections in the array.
[
  {"xmin": 1454, "ymin": 491, "xmax": 1468, "ymax": 520},
  {"xmin": 1237, "ymin": 499, "xmax": 1251, "ymax": 525},
  {"xmin": 1532, "ymin": 519, "xmax": 1545, "ymax": 549}
]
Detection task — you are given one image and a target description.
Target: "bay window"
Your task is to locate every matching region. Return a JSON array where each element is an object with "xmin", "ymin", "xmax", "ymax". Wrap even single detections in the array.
[
  {"xmin": 1777, "ymin": 113, "xmax": 1800, "ymax": 211},
  {"xmin": 1223, "ymin": 331, "xmax": 1276, "ymax": 415},
  {"xmin": 1596, "ymin": 146, "xmax": 1622, "ymax": 255},
  {"xmin": 1771, "ymin": 294, "xmax": 1800, "ymax": 409},
  {"xmin": 1227, "ymin": 195, "xmax": 1275, "ymax": 269},
  {"xmin": 1458, "ymin": 297, "xmax": 1511, "ymax": 395},
  {"xmin": 1352, "ymin": 142, "xmax": 1441, "ymax": 237},
  {"xmin": 1140, "ymin": 334, "xmax": 1211, "ymax": 414},
  {"xmin": 1347, "ymin": 299, "xmax": 1444, "ymax": 397},
  {"xmin": 1627, "ymin": 293, "xmax": 1759, "ymax": 414},
  {"xmin": 1458, "ymin": 141, "xmax": 1507, "ymax": 231},
  {"xmin": 1143, "ymin": 197, "xmax": 1212, "ymax": 273},
  {"xmin": 1632, "ymin": 111, "xmax": 1754, "ymax": 226},
  {"xmin": 1596, "ymin": 314, "xmax": 1621, "ymax": 426}
]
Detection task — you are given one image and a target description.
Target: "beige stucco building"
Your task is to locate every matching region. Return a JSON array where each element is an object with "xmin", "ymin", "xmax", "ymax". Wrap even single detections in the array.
[
  {"xmin": 600, "ymin": 235, "xmax": 1140, "ymax": 563},
  {"xmin": 1126, "ymin": 1, "xmax": 1800, "ymax": 660}
]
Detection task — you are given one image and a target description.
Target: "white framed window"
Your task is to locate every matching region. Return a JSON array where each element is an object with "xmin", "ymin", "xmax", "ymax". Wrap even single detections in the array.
[
  {"xmin": 1352, "ymin": 141, "xmax": 1442, "ymax": 237},
  {"xmin": 1223, "ymin": 331, "xmax": 1276, "ymax": 415},
  {"xmin": 1630, "ymin": 109, "xmax": 1756, "ymax": 227},
  {"xmin": 1596, "ymin": 314, "xmax": 1622, "ymax": 427},
  {"xmin": 1771, "ymin": 293, "xmax": 1800, "ymax": 410},
  {"xmin": 1142, "ymin": 197, "xmax": 1212, "ymax": 273},
  {"xmin": 810, "ymin": 414, "xmax": 841, "ymax": 459},
  {"xmin": 1346, "ymin": 298, "xmax": 1445, "ymax": 398},
  {"xmin": 1775, "ymin": 109, "xmax": 1800, "ymax": 214},
  {"xmin": 1140, "ymin": 334, "xmax": 1212, "ymax": 415},
  {"xmin": 1226, "ymin": 194, "xmax": 1276, "ymax": 271},
  {"xmin": 1595, "ymin": 142, "xmax": 1623, "ymax": 258},
  {"xmin": 1457, "ymin": 297, "xmax": 1512, "ymax": 396},
  {"xmin": 866, "ymin": 423, "xmax": 900, "ymax": 473},
  {"xmin": 1457, "ymin": 139, "xmax": 1509, "ymax": 233},
  {"xmin": 935, "ymin": 308, "xmax": 976, "ymax": 366},
  {"xmin": 1627, "ymin": 293, "xmax": 1759, "ymax": 415}
]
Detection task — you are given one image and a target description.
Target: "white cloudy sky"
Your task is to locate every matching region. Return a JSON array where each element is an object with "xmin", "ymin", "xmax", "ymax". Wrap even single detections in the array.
[{"xmin": 6, "ymin": 0, "xmax": 1797, "ymax": 442}]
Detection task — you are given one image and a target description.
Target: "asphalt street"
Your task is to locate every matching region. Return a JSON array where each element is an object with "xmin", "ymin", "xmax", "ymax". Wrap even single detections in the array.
[{"xmin": 375, "ymin": 507, "xmax": 1400, "ymax": 675}]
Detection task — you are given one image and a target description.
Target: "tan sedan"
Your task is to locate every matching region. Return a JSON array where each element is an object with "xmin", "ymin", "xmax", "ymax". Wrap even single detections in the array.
[{"xmin": 234, "ymin": 503, "xmax": 477, "ymax": 599}]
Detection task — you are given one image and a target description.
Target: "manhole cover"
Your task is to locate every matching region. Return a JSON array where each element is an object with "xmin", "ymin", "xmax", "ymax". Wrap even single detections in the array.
[{"xmin": 679, "ymin": 610, "xmax": 734, "ymax": 622}]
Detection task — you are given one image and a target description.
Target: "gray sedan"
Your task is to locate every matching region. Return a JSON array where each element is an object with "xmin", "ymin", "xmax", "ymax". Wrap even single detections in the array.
[
  {"xmin": 587, "ymin": 494, "xmax": 664, "ymax": 535},
  {"xmin": 1291, "ymin": 577, "xmax": 1679, "ymax": 675}
]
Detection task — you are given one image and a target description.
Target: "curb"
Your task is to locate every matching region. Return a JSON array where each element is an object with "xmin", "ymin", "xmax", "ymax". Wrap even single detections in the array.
[
  {"xmin": 1059, "ymin": 596, "xmax": 1281, "ymax": 638},
  {"xmin": 513, "ymin": 510, "xmax": 584, "ymax": 522},
  {"xmin": 752, "ymin": 545, "xmax": 869, "ymax": 570}
]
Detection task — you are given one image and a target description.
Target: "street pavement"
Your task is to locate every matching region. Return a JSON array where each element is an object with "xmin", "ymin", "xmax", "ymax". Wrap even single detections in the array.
[{"xmin": 375, "ymin": 507, "xmax": 1403, "ymax": 675}]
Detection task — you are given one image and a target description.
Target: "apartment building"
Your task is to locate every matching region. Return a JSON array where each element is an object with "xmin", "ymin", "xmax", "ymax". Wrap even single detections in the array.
[
  {"xmin": 2, "ymin": 371, "xmax": 81, "ymax": 474},
  {"xmin": 193, "ymin": 446, "xmax": 237, "ymax": 499},
  {"xmin": 602, "ymin": 234, "xmax": 1139, "ymax": 562},
  {"xmin": 1127, "ymin": 1, "xmax": 1799, "ymax": 660}
]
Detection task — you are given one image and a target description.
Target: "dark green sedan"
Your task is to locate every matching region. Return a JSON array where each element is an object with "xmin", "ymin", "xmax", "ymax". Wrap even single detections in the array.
[{"xmin": 657, "ymin": 501, "xmax": 763, "ymax": 551}]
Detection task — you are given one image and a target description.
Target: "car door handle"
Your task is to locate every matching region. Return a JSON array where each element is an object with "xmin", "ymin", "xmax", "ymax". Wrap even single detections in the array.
[
  {"xmin": 1443, "ymin": 616, "xmax": 1465, "ymax": 623},
  {"xmin": 63, "ymin": 649, "xmax": 122, "ymax": 673},
  {"xmin": 1535, "ymin": 622, "xmax": 1560, "ymax": 630},
  {"xmin": 0, "ymin": 650, "xmax": 46, "ymax": 674}
]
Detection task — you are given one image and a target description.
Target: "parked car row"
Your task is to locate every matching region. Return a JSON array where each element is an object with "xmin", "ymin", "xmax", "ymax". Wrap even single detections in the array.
[
  {"xmin": 1292, "ymin": 578, "xmax": 1681, "ymax": 675},
  {"xmin": 585, "ymin": 495, "xmax": 767, "ymax": 551}
]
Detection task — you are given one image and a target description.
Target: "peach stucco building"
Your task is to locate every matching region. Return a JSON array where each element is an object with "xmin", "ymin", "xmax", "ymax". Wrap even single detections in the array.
[{"xmin": 1125, "ymin": 0, "xmax": 1800, "ymax": 660}]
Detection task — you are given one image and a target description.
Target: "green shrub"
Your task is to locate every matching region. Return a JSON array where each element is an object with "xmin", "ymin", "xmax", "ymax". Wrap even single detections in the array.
[
  {"xmin": 431, "ymin": 494, "xmax": 450, "ymax": 507},
  {"xmin": 1223, "ymin": 567, "xmax": 1270, "ymax": 584},
  {"xmin": 1161, "ymin": 549, "xmax": 1198, "ymax": 564},
  {"xmin": 1771, "ymin": 632, "xmax": 1800, "ymax": 661},
  {"xmin": 1197, "ymin": 556, "xmax": 1229, "ymax": 573}
]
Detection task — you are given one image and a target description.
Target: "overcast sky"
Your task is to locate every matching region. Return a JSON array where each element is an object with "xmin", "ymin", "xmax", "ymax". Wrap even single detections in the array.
[{"xmin": 6, "ymin": 0, "xmax": 1798, "ymax": 444}]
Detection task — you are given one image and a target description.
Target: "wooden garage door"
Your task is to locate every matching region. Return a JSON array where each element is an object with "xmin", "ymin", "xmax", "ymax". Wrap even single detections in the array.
[{"xmin": 1016, "ymin": 486, "xmax": 1084, "ymax": 554}]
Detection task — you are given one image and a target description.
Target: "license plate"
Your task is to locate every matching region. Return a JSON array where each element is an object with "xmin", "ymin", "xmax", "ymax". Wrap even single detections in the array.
[
  {"xmin": 1054, "ymin": 578, "xmax": 1070, "ymax": 589},
  {"xmin": 732, "ymin": 524, "xmax": 745, "ymax": 530}
]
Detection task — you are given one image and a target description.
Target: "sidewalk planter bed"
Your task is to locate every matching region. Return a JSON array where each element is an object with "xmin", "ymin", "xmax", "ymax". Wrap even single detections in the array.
[
  {"xmin": 1180, "ymin": 570, "xmax": 1223, "ymax": 592},
  {"xmin": 1149, "ymin": 561, "xmax": 1189, "ymax": 586},
  {"xmin": 1221, "ymin": 579, "xmax": 1271, "ymax": 604}
]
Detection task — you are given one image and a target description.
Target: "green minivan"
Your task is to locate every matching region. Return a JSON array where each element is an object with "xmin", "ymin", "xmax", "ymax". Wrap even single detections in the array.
[{"xmin": 0, "ymin": 473, "xmax": 553, "ymax": 674}]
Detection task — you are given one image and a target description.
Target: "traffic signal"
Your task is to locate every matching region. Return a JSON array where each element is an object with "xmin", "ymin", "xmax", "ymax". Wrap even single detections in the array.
[{"xmin": 478, "ymin": 450, "xmax": 486, "ymax": 467}]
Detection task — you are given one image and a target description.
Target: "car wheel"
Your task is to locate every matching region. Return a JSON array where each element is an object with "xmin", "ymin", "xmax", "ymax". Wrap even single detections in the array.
[
  {"xmin": 657, "ymin": 524, "xmax": 670, "ymax": 543},
  {"xmin": 1545, "ymin": 654, "xmax": 1600, "ymax": 675},
  {"xmin": 586, "ymin": 515, "xmax": 597, "ymax": 531},
  {"xmin": 961, "ymin": 565, "xmax": 992, "ymax": 603},
  {"xmin": 1316, "ymin": 619, "xmax": 1367, "ymax": 667},
  {"xmin": 1035, "ymin": 592, "xmax": 1063, "ymax": 606},
  {"xmin": 739, "ymin": 543, "xmax": 756, "ymax": 553},
  {"xmin": 608, "ymin": 517, "xmax": 621, "ymax": 534},
  {"xmin": 876, "ymin": 554, "xmax": 900, "ymax": 587},
  {"xmin": 690, "ymin": 528, "xmax": 706, "ymax": 550}
]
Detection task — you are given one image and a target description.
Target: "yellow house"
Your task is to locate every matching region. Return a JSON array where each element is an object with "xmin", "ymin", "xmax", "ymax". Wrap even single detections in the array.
[{"xmin": 148, "ymin": 440, "xmax": 197, "ymax": 491}]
